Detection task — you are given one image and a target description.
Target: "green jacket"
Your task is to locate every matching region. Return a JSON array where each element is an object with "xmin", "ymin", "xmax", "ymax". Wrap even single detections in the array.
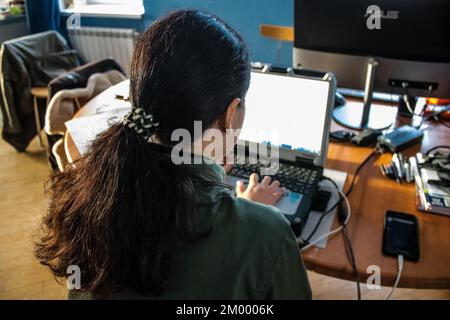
[{"xmin": 69, "ymin": 163, "xmax": 311, "ymax": 300}]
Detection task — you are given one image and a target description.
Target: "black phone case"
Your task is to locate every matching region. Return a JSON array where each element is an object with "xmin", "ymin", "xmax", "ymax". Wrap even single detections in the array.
[{"xmin": 382, "ymin": 211, "xmax": 420, "ymax": 261}]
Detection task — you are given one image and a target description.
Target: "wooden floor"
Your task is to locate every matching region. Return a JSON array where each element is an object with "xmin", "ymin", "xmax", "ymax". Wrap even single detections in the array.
[{"xmin": 0, "ymin": 136, "xmax": 449, "ymax": 300}]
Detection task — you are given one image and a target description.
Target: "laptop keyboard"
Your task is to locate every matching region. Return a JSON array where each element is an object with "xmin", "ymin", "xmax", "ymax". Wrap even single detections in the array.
[{"xmin": 228, "ymin": 162, "xmax": 320, "ymax": 195}]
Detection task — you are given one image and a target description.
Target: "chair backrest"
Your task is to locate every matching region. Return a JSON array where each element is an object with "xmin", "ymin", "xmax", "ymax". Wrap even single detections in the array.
[
  {"xmin": 259, "ymin": 24, "xmax": 294, "ymax": 65},
  {"xmin": 0, "ymin": 30, "xmax": 81, "ymax": 151},
  {"xmin": 48, "ymin": 58, "xmax": 125, "ymax": 100},
  {"xmin": 4, "ymin": 31, "xmax": 81, "ymax": 87},
  {"xmin": 45, "ymin": 58, "xmax": 126, "ymax": 172},
  {"xmin": 260, "ymin": 24, "xmax": 294, "ymax": 42}
]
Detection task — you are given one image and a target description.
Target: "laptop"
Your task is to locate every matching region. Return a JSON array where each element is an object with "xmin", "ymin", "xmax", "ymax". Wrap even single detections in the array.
[{"xmin": 226, "ymin": 68, "xmax": 336, "ymax": 236}]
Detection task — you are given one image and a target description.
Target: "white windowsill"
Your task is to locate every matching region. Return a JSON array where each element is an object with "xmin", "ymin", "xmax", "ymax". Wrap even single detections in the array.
[{"xmin": 61, "ymin": 4, "xmax": 145, "ymax": 19}]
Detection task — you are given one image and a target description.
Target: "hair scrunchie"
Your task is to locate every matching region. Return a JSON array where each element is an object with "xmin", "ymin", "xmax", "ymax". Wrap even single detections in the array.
[{"xmin": 122, "ymin": 108, "xmax": 160, "ymax": 141}]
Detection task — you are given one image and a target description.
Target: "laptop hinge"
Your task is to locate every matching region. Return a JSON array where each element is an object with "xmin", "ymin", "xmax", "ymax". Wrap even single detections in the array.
[{"xmin": 295, "ymin": 156, "xmax": 316, "ymax": 168}]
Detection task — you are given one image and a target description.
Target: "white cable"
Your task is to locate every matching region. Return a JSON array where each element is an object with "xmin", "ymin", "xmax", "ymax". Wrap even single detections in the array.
[
  {"xmin": 300, "ymin": 190, "xmax": 351, "ymax": 252},
  {"xmin": 386, "ymin": 255, "xmax": 404, "ymax": 300},
  {"xmin": 403, "ymin": 94, "xmax": 416, "ymax": 115}
]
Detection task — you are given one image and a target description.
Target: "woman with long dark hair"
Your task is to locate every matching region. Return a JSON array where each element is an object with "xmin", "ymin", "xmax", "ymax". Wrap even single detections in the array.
[{"xmin": 35, "ymin": 10, "xmax": 311, "ymax": 299}]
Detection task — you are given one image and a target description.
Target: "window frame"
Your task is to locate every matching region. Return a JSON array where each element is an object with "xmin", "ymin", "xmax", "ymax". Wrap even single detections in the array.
[{"xmin": 58, "ymin": 0, "xmax": 145, "ymax": 19}]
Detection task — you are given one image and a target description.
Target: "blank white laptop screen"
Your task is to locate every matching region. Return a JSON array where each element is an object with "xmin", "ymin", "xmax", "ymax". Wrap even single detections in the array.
[{"xmin": 239, "ymin": 71, "xmax": 330, "ymax": 156}]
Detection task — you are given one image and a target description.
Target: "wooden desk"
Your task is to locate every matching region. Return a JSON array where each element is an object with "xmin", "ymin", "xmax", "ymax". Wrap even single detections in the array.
[
  {"xmin": 311, "ymin": 119, "xmax": 450, "ymax": 289},
  {"xmin": 65, "ymin": 80, "xmax": 450, "ymax": 289}
]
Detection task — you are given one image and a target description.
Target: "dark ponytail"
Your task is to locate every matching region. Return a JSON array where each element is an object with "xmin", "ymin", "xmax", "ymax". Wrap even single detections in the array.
[{"xmin": 35, "ymin": 10, "xmax": 250, "ymax": 297}]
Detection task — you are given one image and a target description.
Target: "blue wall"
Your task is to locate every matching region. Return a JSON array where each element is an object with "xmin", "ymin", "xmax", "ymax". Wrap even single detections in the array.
[{"xmin": 61, "ymin": 0, "xmax": 294, "ymax": 66}]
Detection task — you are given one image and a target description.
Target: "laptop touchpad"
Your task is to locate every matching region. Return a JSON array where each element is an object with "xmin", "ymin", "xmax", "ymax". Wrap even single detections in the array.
[
  {"xmin": 226, "ymin": 176, "xmax": 302, "ymax": 216},
  {"xmin": 277, "ymin": 191, "xmax": 302, "ymax": 216}
]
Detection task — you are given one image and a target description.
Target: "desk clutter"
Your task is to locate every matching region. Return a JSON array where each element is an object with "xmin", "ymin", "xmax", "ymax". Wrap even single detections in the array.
[
  {"xmin": 331, "ymin": 125, "xmax": 425, "ymax": 150},
  {"xmin": 380, "ymin": 147, "xmax": 450, "ymax": 217}
]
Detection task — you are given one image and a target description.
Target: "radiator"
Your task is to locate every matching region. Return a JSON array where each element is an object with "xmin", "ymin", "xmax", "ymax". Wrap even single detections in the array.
[{"xmin": 68, "ymin": 27, "xmax": 138, "ymax": 75}]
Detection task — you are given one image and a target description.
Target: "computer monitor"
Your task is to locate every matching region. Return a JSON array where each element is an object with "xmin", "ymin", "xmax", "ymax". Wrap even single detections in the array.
[{"xmin": 293, "ymin": 0, "xmax": 450, "ymax": 130}]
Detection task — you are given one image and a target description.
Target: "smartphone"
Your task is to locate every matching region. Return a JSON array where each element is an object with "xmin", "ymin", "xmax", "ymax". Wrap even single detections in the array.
[{"xmin": 382, "ymin": 211, "xmax": 420, "ymax": 261}]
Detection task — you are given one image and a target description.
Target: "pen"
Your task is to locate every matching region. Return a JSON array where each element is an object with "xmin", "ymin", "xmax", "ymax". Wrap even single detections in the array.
[
  {"xmin": 410, "ymin": 156, "xmax": 432, "ymax": 210},
  {"xmin": 416, "ymin": 152, "xmax": 425, "ymax": 165},
  {"xmin": 415, "ymin": 174, "xmax": 432, "ymax": 211},
  {"xmin": 115, "ymin": 94, "xmax": 130, "ymax": 102},
  {"xmin": 392, "ymin": 153, "xmax": 403, "ymax": 181},
  {"xmin": 404, "ymin": 162, "xmax": 411, "ymax": 183},
  {"xmin": 386, "ymin": 164, "xmax": 397, "ymax": 180},
  {"xmin": 398, "ymin": 153, "xmax": 406, "ymax": 178},
  {"xmin": 392, "ymin": 161, "xmax": 401, "ymax": 184},
  {"xmin": 409, "ymin": 157, "xmax": 417, "ymax": 176},
  {"xmin": 380, "ymin": 164, "xmax": 387, "ymax": 176}
]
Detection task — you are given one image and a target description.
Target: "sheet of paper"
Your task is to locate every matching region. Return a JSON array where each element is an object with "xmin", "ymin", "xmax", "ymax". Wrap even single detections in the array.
[
  {"xmin": 298, "ymin": 169, "xmax": 347, "ymax": 248},
  {"xmin": 65, "ymin": 108, "xmax": 129, "ymax": 155}
]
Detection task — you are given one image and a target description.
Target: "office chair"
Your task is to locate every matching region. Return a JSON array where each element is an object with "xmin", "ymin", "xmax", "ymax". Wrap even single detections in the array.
[
  {"xmin": 259, "ymin": 24, "xmax": 294, "ymax": 64},
  {"xmin": 0, "ymin": 31, "xmax": 80, "ymax": 151},
  {"xmin": 45, "ymin": 59, "xmax": 126, "ymax": 172}
]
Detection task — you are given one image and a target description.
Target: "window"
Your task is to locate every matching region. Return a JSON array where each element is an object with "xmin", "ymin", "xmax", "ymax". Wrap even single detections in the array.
[{"xmin": 60, "ymin": 0, "xmax": 145, "ymax": 19}]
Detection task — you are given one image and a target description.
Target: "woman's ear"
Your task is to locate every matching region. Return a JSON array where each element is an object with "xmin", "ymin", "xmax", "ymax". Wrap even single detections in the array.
[{"xmin": 223, "ymin": 98, "xmax": 242, "ymax": 130}]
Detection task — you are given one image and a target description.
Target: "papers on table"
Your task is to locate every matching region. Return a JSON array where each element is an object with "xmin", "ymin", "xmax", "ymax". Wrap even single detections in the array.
[
  {"xmin": 65, "ymin": 107, "xmax": 130, "ymax": 156},
  {"xmin": 418, "ymin": 167, "xmax": 450, "ymax": 216},
  {"xmin": 299, "ymin": 169, "xmax": 347, "ymax": 248}
]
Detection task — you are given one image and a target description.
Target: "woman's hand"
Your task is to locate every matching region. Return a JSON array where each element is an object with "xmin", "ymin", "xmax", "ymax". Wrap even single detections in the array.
[{"xmin": 236, "ymin": 173, "xmax": 285, "ymax": 206}]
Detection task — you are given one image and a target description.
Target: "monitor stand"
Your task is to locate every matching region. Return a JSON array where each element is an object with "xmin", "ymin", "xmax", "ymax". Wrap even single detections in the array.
[{"xmin": 332, "ymin": 59, "xmax": 396, "ymax": 130}]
